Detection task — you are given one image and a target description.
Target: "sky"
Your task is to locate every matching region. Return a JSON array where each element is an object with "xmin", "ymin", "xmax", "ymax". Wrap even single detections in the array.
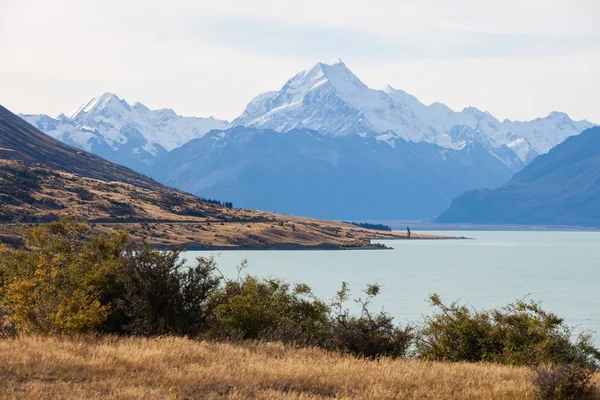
[{"xmin": 1, "ymin": 0, "xmax": 599, "ymax": 123}]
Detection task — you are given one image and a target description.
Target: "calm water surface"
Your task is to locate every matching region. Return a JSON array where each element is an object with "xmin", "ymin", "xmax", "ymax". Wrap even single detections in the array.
[{"xmin": 186, "ymin": 231, "xmax": 600, "ymax": 342}]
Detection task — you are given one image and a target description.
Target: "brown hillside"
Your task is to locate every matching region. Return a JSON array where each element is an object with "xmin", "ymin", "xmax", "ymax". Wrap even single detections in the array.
[{"xmin": 0, "ymin": 105, "xmax": 167, "ymax": 190}]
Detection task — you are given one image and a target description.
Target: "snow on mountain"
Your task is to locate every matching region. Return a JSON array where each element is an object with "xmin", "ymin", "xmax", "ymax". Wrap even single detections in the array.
[
  {"xmin": 233, "ymin": 60, "xmax": 595, "ymax": 165},
  {"xmin": 21, "ymin": 93, "xmax": 229, "ymax": 170},
  {"xmin": 493, "ymin": 112, "xmax": 595, "ymax": 163},
  {"xmin": 21, "ymin": 61, "xmax": 595, "ymax": 173},
  {"xmin": 62, "ymin": 93, "xmax": 228, "ymax": 152},
  {"xmin": 234, "ymin": 59, "xmax": 431, "ymax": 142}
]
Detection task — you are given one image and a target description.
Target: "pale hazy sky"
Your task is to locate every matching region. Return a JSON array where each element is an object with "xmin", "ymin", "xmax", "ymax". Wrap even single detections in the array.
[{"xmin": 1, "ymin": 0, "xmax": 599, "ymax": 123}]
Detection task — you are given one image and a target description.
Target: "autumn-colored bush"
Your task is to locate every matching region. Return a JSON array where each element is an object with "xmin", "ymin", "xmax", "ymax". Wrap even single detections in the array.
[
  {"xmin": 0, "ymin": 220, "xmax": 222, "ymax": 336},
  {"xmin": 0, "ymin": 220, "xmax": 128, "ymax": 334}
]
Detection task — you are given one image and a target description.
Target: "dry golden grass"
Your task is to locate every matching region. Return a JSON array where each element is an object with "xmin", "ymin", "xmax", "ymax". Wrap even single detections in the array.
[{"xmin": 4, "ymin": 337, "xmax": 597, "ymax": 400}]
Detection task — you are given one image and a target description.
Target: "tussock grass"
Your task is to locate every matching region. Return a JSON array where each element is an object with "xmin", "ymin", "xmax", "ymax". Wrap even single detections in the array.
[{"xmin": 4, "ymin": 336, "xmax": 597, "ymax": 399}]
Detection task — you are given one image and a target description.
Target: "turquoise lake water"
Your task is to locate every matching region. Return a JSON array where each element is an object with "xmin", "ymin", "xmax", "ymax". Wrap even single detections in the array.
[{"xmin": 185, "ymin": 231, "xmax": 600, "ymax": 343}]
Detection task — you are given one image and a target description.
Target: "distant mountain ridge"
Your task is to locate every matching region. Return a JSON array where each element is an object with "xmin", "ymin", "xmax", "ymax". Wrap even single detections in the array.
[
  {"xmin": 21, "ymin": 93, "xmax": 228, "ymax": 171},
  {"xmin": 22, "ymin": 60, "xmax": 595, "ymax": 173},
  {"xmin": 436, "ymin": 126, "xmax": 600, "ymax": 226},
  {"xmin": 233, "ymin": 60, "xmax": 594, "ymax": 165},
  {"xmin": 148, "ymin": 126, "xmax": 518, "ymax": 219}
]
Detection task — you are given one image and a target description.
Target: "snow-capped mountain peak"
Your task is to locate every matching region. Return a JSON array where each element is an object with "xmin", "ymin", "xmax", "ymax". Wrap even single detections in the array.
[
  {"xmin": 321, "ymin": 58, "xmax": 344, "ymax": 66},
  {"xmin": 66, "ymin": 92, "xmax": 122, "ymax": 119},
  {"xmin": 276, "ymin": 59, "xmax": 367, "ymax": 106},
  {"xmin": 21, "ymin": 94, "xmax": 229, "ymax": 169},
  {"xmin": 547, "ymin": 111, "xmax": 572, "ymax": 123},
  {"xmin": 234, "ymin": 60, "xmax": 595, "ymax": 165},
  {"xmin": 234, "ymin": 59, "xmax": 414, "ymax": 138},
  {"xmin": 133, "ymin": 101, "xmax": 150, "ymax": 112}
]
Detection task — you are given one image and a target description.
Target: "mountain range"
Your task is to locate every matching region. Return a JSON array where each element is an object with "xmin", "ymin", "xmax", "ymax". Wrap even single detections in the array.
[
  {"xmin": 232, "ymin": 60, "xmax": 593, "ymax": 165},
  {"xmin": 19, "ymin": 60, "xmax": 596, "ymax": 219},
  {"xmin": 1, "ymin": 104, "xmax": 406, "ymax": 248},
  {"xmin": 436, "ymin": 126, "xmax": 600, "ymax": 226},
  {"xmin": 22, "ymin": 94, "xmax": 228, "ymax": 171}
]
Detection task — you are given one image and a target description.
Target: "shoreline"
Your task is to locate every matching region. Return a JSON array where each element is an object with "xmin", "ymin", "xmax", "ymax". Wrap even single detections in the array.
[
  {"xmin": 0, "ymin": 222, "xmax": 468, "ymax": 252},
  {"xmin": 154, "ymin": 233, "xmax": 471, "ymax": 251},
  {"xmin": 354, "ymin": 221, "xmax": 600, "ymax": 232},
  {"xmin": 153, "ymin": 242, "xmax": 391, "ymax": 251}
]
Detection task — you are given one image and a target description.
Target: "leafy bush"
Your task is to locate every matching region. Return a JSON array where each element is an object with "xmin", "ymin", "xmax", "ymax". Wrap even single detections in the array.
[
  {"xmin": 0, "ymin": 254, "xmax": 16, "ymax": 338},
  {"xmin": 327, "ymin": 282, "xmax": 412, "ymax": 359},
  {"xmin": 208, "ymin": 263, "xmax": 329, "ymax": 345},
  {"xmin": 415, "ymin": 294, "xmax": 600, "ymax": 368},
  {"xmin": 0, "ymin": 220, "xmax": 222, "ymax": 336},
  {"xmin": 0, "ymin": 220, "xmax": 128, "ymax": 334},
  {"xmin": 533, "ymin": 364, "xmax": 596, "ymax": 400},
  {"xmin": 119, "ymin": 248, "xmax": 221, "ymax": 336},
  {"xmin": 206, "ymin": 269, "xmax": 412, "ymax": 358}
]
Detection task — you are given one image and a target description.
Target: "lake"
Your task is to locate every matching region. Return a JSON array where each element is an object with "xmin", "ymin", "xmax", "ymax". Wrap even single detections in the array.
[{"xmin": 185, "ymin": 231, "xmax": 600, "ymax": 343}]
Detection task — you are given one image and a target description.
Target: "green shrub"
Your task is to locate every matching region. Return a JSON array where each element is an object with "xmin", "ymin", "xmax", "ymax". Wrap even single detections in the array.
[
  {"xmin": 208, "ymin": 266, "xmax": 329, "ymax": 345},
  {"xmin": 207, "ymin": 274, "xmax": 412, "ymax": 358},
  {"xmin": 533, "ymin": 364, "xmax": 596, "ymax": 400},
  {"xmin": 415, "ymin": 294, "xmax": 600, "ymax": 368},
  {"xmin": 328, "ymin": 282, "xmax": 412, "ymax": 359},
  {"xmin": 119, "ymin": 248, "xmax": 221, "ymax": 336}
]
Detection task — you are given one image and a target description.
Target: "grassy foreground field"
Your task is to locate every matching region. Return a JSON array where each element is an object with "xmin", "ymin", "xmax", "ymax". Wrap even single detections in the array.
[{"xmin": 2, "ymin": 337, "xmax": 598, "ymax": 400}]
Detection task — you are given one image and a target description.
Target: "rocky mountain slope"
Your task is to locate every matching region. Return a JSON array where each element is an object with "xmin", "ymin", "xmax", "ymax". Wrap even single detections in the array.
[
  {"xmin": 435, "ymin": 126, "xmax": 600, "ymax": 226},
  {"xmin": 149, "ymin": 126, "xmax": 516, "ymax": 219}
]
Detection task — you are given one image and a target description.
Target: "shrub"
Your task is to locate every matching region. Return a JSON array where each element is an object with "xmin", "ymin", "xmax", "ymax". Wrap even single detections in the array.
[
  {"xmin": 328, "ymin": 282, "xmax": 412, "ymax": 359},
  {"xmin": 533, "ymin": 364, "xmax": 596, "ymax": 400},
  {"xmin": 119, "ymin": 248, "xmax": 221, "ymax": 336},
  {"xmin": 0, "ymin": 249, "xmax": 16, "ymax": 338},
  {"xmin": 0, "ymin": 220, "xmax": 128, "ymax": 334},
  {"xmin": 415, "ymin": 294, "xmax": 600, "ymax": 367},
  {"xmin": 0, "ymin": 220, "xmax": 222, "ymax": 337},
  {"xmin": 207, "ymin": 262, "xmax": 330, "ymax": 345}
]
